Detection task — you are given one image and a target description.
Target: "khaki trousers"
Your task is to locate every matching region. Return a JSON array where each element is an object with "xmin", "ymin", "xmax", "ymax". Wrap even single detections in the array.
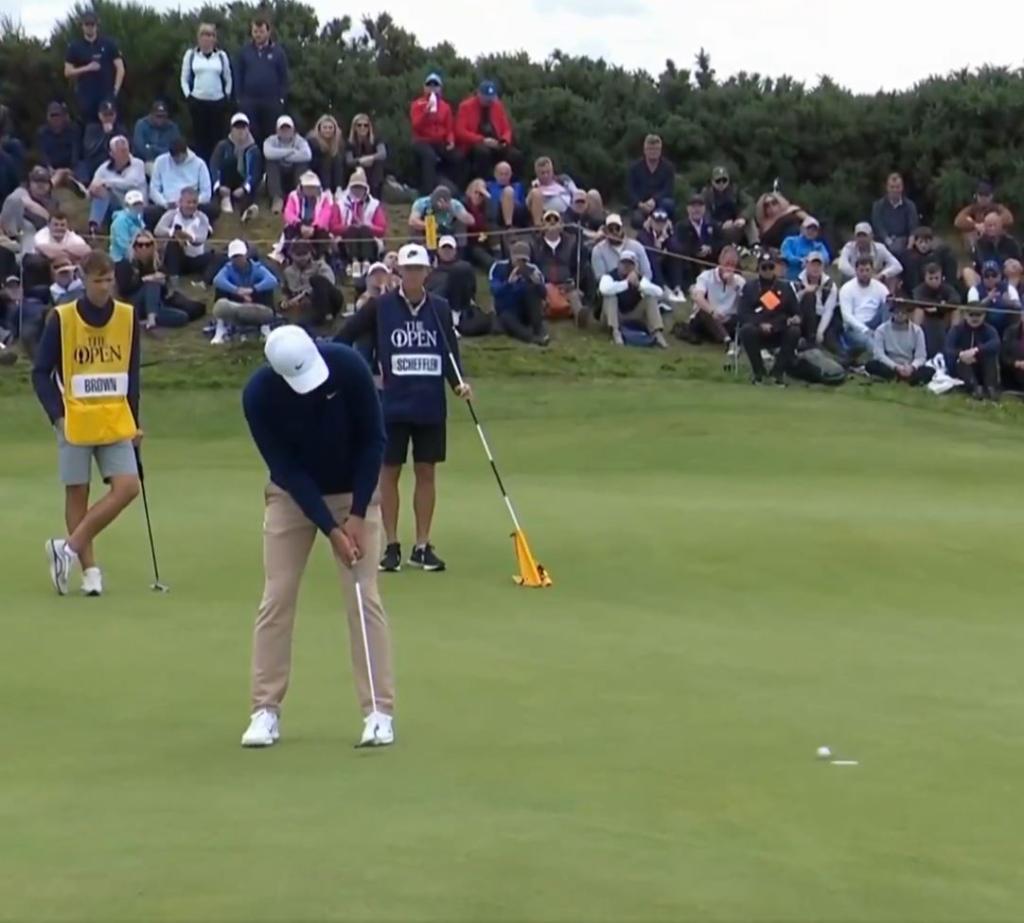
[
  {"xmin": 602, "ymin": 293, "xmax": 663, "ymax": 333},
  {"xmin": 251, "ymin": 484, "xmax": 395, "ymax": 716}
]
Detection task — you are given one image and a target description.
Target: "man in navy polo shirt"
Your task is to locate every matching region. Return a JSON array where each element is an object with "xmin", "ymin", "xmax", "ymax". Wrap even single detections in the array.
[
  {"xmin": 336, "ymin": 243, "xmax": 472, "ymax": 574},
  {"xmin": 63, "ymin": 11, "xmax": 125, "ymax": 122}
]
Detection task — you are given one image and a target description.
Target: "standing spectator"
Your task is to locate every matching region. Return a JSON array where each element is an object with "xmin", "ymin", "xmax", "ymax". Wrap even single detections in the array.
[
  {"xmin": 282, "ymin": 171, "xmax": 335, "ymax": 256},
  {"xmin": 148, "ymin": 137, "xmax": 214, "ymax": 227},
  {"xmin": 911, "ymin": 262, "xmax": 962, "ymax": 358},
  {"xmin": 280, "ymin": 240, "xmax": 343, "ymax": 328},
  {"xmin": 489, "ymin": 242, "xmax": 549, "ymax": 345},
  {"xmin": 701, "ymin": 166, "xmax": 751, "ymax": 245},
  {"xmin": 108, "ymin": 190, "xmax": 146, "ymax": 262},
  {"xmin": 156, "ymin": 187, "xmax": 214, "ymax": 282},
  {"xmin": 236, "ymin": 16, "xmax": 289, "ymax": 143},
  {"xmin": 211, "ymin": 112, "xmax": 262, "ymax": 222},
  {"xmin": 899, "ymin": 226, "xmax": 958, "ymax": 293},
  {"xmin": 63, "ymin": 10, "xmax": 124, "ymax": 122},
  {"xmin": 487, "ymin": 160, "xmax": 529, "ymax": 232},
  {"xmin": 211, "ymin": 239, "xmax": 279, "ymax": 344},
  {"xmin": 180, "ymin": 23, "xmax": 233, "ymax": 164},
  {"xmin": 945, "ymin": 306, "xmax": 1001, "ymax": 400},
  {"xmin": 954, "ymin": 182, "xmax": 1014, "ymax": 249},
  {"xmin": 871, "ymin": 172, "xmax": 919, "ymax": 256},
  {"xmin": 627, "ymin": 134, "xmax": 676, "ymax": 229},
  {"xmin": 793, "ymin": 251, "xmax": 839, "ymax": 351},
  {"xmin": 598, "ymin": 250, "xmax": 667, "ymax": 348},
  {"xmin": 1000, "ymin": 313, "xmax": 1024, "ymax": 392},
  {"xmin": 345, "ymin": 114, "xmax": 387, "ymax": 198},
  {"xmin": 87, "ymin": 136, "xmax": 147, "ymax": 234},
  {"xmin": 307, "ymin": 115, "xmax": 346, "ymax": 199},
  {"xmin": 865, "ymin": 301, "xmax": 934, "ymax": 386},
  {"xmin": 682, "ymin": 245, "xmax": 745, "ymax": 349},
  {"xmin": 838, "ymin": 223, "xmax": 903, "ymax": 282},
  {"xmin": 966, "ymin": 261, "xmax": 1021, "ymax": 335},
  {"xmin": 590, "ymin": 214, "xmax": 653, "ymax": 284},
  {"xmin": 636, "ymin": 209, "xmax": 683, "ymax": 299},
  {"xmin": 531, "ymin": 210, "xmax": 586, "ymax": 326},
  {"xmin": 77, "ymin": 100, "xmax": 127, "ymax": 184},
  {"xmin": 0, "ymin": 105, "xmax": 24, "ymax": 205},
  {"xmin": 132, "ymin": 101, "xmax": 181, "ymax": 175},
  {"xmin": 410, "ymin": 73, "xmax": 460, "ymax": 193},
  {"xmin": 264, "ymin": 115, "xmax": 311, "ymax": 214},
  {"xmin": 1, "ymin": 166, "xmax": 59, "ymax": 256},
  {"xmin": 755, "ymin": 192, "xmax": 809, "ymax": 250},
  {"xmin": 737, "ymin": 254, "xmax": 801, "ymax": 385},
  {"xmin": 115, "ymin": 229, "xmax": 203, "ymax": 330},
  {"xmin": 526, "ymin": 156, "xmax": 578, "ymax": 226},
  {"xmin": 334, "ymin": 167, "xmax": 388, "ymax": 277},
  {"xmin": 455, "ymin": 80, "xmax": 520, "ymax": 181},
  {"xmin": 35, "ymin": 102, "xmax": 83, "ymax": 185},
  {"xmin": 967, "ymin": 212, "xmax": 1022, "ymax": 286},
  {"xmin": 675, "ymin": 194, "xmax": 721, "ymax": 291},
  {"xmin": 408, "ymin": 185, "xmax": 474, "ymax": 241},
  {"xmin": 27, "ymin": 211, "xmax": 91, "ymax": 289},
  {"xmin": 780, "ymin": 216, "xmax": 830, "ymax": 281},
  {"xmin": 839, "ymin": 256, "xmax": 892, "ymax": 358}
]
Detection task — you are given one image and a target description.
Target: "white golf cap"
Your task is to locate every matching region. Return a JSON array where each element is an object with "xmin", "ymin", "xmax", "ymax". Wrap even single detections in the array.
[
  {"xmin": 618, "ymin": 250, "xmax": 639, "ymax": 263},
  {"xmin": 277, "ymin": 114, "xmax": 295, "ymax": 130},
  {"xmin": 227, "ymin": 238, "xmax": 248, "ymax": 258},
  {"xmin": 366, "ymin": 261, "xmax": 389, "ymax": 276},
  {"xmin": 230, "ymin": 112, "xmax": 250, "ymax": 126},
  {"xmin": 124, "ymin": 189, "xmax": 145, "ymax": 206},
  {"xmin": 854, "ymin": 221, "xmax": 873, "ymax": 235},
  {"xmin": 398, "ymin": 243, "xmax": 431, "ymax": 267},
  {"xmin": 801, "ymin": 215, "xmax": 820, "ymax": 229},
  {"xmin": 264, "ymin": 325, "xmax": 329, "ymax": 395},
  {"xmin": 605, "ymin": 213, "xmax": 623, "ymax": 227},
  {"xmin": 438, "ymin": 235, "xmax": 458, "ymax": 250},
  {"xmin": 299, "ymin": 170, "xmax": 321, "ymax": 187}
]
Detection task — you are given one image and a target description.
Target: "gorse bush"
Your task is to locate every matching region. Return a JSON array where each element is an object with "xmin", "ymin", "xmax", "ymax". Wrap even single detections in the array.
[{"xmin": 3, "ymin": 0, "xmax": 1024, "ymax": 230}]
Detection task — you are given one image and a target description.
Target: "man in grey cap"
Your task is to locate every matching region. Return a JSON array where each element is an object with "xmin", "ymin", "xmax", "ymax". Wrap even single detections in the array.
[{"xmin": 489, "ymin": 241, "xmax": 549, "ymax": 345}]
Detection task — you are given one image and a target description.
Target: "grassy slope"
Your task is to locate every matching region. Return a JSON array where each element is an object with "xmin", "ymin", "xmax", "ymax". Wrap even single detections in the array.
[{"xmin": 1, "ymin": 382, "xmax": 1023, "ymax": 922}]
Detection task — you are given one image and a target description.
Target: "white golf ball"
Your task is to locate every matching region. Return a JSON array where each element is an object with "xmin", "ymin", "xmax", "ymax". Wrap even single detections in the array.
[{"xmin": 816, "ymin": 745, "xmax": 832, "ymax": 760}]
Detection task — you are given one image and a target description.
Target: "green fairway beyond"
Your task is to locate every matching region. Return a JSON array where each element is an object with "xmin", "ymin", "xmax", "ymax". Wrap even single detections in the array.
[{"xmin": 1, "ymin": 379, "xmax": 1023, "ymax": 922}]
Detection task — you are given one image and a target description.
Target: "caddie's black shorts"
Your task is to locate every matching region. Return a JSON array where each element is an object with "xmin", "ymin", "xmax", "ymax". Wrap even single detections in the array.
[{"xmin": 384, "ymin": 420, "xmax": 446, "ymax": 465}]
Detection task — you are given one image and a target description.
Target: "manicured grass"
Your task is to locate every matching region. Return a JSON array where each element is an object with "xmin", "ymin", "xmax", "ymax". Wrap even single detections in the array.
[{"xmin": 1, "ymin": 380, "xmax": 1023, "ymax": 922}]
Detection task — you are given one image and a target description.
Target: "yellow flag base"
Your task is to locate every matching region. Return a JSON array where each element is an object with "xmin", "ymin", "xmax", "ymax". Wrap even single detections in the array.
[{"xmin": 511, "ymin": 529, "xmax": 553, "ymax": 588}]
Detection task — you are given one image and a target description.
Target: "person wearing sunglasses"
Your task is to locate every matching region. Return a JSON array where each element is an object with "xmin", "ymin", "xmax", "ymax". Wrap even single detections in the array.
[
  {"xmin": 114, "ymin": 229, "xmax": 203, "ymax": 330},
  {"xmin": 345, "ymin": 114, "xmax": 387, "ymax": 198},
  {"xmin": 737, "ymin": 253, "xmax": 801, "ymax": 384},
  {"xmin": 966, "ymin": 261, "xmax": 1021, "ymax": 336},
  {"xmin": 700, "ymin": 166, "xmax": 752, "ymax": 246}
]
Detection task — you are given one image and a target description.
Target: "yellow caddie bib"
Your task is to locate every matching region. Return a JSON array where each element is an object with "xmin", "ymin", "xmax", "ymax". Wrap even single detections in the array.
[{"xmin": 57, "ymin": 299, "xmax": 137, "ymax": 447}]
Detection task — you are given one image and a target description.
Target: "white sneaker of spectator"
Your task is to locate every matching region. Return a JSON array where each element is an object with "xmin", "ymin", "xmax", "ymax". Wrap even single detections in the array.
[
  {"xmin": 351, "ymin": 261, "xmax": 365, "ymax": 279},
  {"xmin": 670, "ymin": 286, "xmax": 687, "ymax": 302},
  {"xmin": 210, "ymin": 320, "xmax": 230, "ymax": 345},
  {"xmin": 260, "ymin": 324, "xmax": 272, "ymax": 341},
  {"xmin": 241, "ymin": 204, "xmax": 259, "ymax": 224}
]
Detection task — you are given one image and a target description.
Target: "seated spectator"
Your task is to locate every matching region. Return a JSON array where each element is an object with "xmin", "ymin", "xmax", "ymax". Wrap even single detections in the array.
[
  {"xmin": 148, "ymin": 137, "xmax": 214, "ymax": 226},
  {"xmin": 334, "ymin": 167, "xmax": 388, "ymax": 277},
  {"xmin": 682, "ymin": 245, "xmax": 745, "ymax": 349},
  {"xmin": 462, "ymin": 179, "xmax": 498, "ymax": 268},
  {"xmin": 264, "ymin": 114, "xmax": 312, "ymax": 213},
  {"xmin": 591, "ymin": 213, "xmax": 653, "ymax": 289},
  {"xmin": 838, "ymin": 222, "xmax": 902, "ymax": 283},
  {"xmin": 307, "ymin": 114, "xmax": 345, "ymax": 199},
  {"xmin": 954, "ymin": 181, "xmax": 1013, "ymax": 249},
  {"xmin": 357, "ymin": 260, "xmax": 392, "ymax": 311},
  {"xmin": 410, "ymin": 72, "xmax": 461, "ymax": 193},
  {"xmin": 345, "ymin": 113, "xmax": 387, "ymax": 198},
  {"xmin": 967, "ymin": 211, "xmax": 1022, "ymax": 287},
  {"xmin": 25, "ymin": 211, "xmax": 91, "ymax": 290},
  {"xmin": 487, "ymin": 160, "xmax": 529, "ymax": 231},
  {"xmin": 839, "ymin": 255, "xmax": 892, "ymax": 358},
  {"xmin": 180, "ymin": 22, "xmax": 233, "ymax": 164},
  {"xmin": 627, "ymin": 134, "xmax": 676, "ymax": 229},
  {"xmin": 155, "ymin": 186, "xmax": 214, "ymax": 282},
  {"xmin": 755, "ymin": 192, "xmax": 809, "ymax": 250},
  {"xmin": 701, "ymin": 166, "xmax": 751, "ymax": 245},
  {"xmin": 115, "ymin": 229, "xmax": 203, "ymax": 330},
  {"xmin": 865, "ymin": 300, "xmax": 934, "ymax": 386},
  {"xmin": 567, "ymin": 188, "xmax": 607, "ymax": 243},
  {"xmin": 737, "ymin": 254, "xmax": 801, "ymax": 385},
  {"xmin": 598, "ymin": 250, "xmax": 667, "ymax": 348},
  {"xmin": 899, "ymin": 225, "xmax": 957, "ymax": 293},
  {"xmin": 456, "ymin": 80, "xmax": 521, "ymax": 181},
  {"xmin": 531, "ymin": 210, "xmax": 586, "ymax": 326},
  {"xmin": 911, "ymin": 261, "xmax": 962, "ymax": 358},
  {"xmin": 77, "ymin": 100, "xmax": 127, "ymax": 184},
  {"xmin": 88, "ymin": 136, "xmax": 147, "ymax": 234},
  {"xmin": 636, "ymin": 208, "xmax": 683, "ymax": 299},
  {"xmin": 967, "ymin": 261, "xmax": 1021, "ymax": 335},
  {"xmin": 793, "ymin": 251, "xmax": 839, "ymax": 352},
  {"xmin": 526, "ymin": 156, "xmax": 578, "ymax": 226},
  {"xmin": 871, "ymin": 172, "xmax": 918, "ymax": 256},
  {"xmin": 0, "ymin": 226, "xmax": 16, "ymax": 283},
  {"xmin": 409, "ymin": 185, "xmax": 474, "ymax": 242},
  {"xmin": 211, "ymin": 112, "xmax": 261, "ymax": 222},
  {"xmin": 50, "ymin": 255, "xmax": 84, "ymax": 307},
  {"xmin": 35, "ymin": 101, "xmax": 83, "ymax": 188},
  {"xmin": 1000, "ymin": 313, "xmax": 1024, "ymax": 392},
  {"xmin": 211, "ymin": 238, "xmax": 279, "ymax": 344},
  {"xmin": 489, "ymin": 241, "xmax": 550, "ymax": 345},
  {"xmin": 133, "ymin": 101, "xmax": 181, "ymax": 175},
  {"xmin": 945, "ymin": 306, "xmax": 1001, "ymax": 400},
  {"xmin": 675, "ymin": 194, "xmax": 722, "ymax": 291},
  {"xmin": 280, "ymin": 239, "xmax": 343, "ymax": 328},
  {"xmin": 0, "ymin": 274, "xmax": 47, "ymax": 353},
  {"xmin": 780, "ymin": 216, "xmax": 830, "ymax": 281},
  {"xmin": 108, "ymin": 190, "xmax": 146, "ymax": 262},
  {"xmin": 1004, "ymin": 258, "xmax": 1023, "ymax": 293},
  {"xmin": 0, "ymin": 105, "xmax": 25, "ymax": 205},
  {"xmin": 1, "ymin": 166, "xmax": 59, "ymax": 255},
  {"xmin": 282, "ymin": 171, "xmax": 335, "ymax": 257},
  {"xmin": 427, "ymin": 235, "xmax": 479, "ymax": 318}
]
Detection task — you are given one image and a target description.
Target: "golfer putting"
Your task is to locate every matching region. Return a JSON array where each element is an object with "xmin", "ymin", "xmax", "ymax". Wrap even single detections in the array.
[{"xmin": 241, "ymin": 325, "xmax": 395, "ymax": 748}]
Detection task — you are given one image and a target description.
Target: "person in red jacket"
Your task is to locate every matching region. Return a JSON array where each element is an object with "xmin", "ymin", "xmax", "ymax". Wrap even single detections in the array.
[
  {"xmin": 409, "ymin": 72, "xmax": 462, "ymax": 194},
  {"xmin": 455, "ymin": 80, "xmax": 522, "ymax": 183}
]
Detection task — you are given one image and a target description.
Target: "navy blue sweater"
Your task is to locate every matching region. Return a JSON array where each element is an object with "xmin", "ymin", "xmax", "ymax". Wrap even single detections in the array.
[
  {"xmin": 944, "ymin": 321, "xmax": 1000, "ymax": 371},
  {"xmin": 235, "ymin": 41, "xmax": 289, "ymax": 102},
  {"xmin": 242, "ymin": 344, "xmax": 384, "ymax": 534},
  {"xmin": 626, "ymin": 157, "xmax": 676, "ymax": 209}
]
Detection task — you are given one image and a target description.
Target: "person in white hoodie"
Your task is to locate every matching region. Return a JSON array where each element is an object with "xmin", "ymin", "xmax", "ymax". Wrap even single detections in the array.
[
  {"xmin": 837, "ymin": 222, "xmax": 903, "ymax": 284},
  {"xmin": 599, "ymin": 250, "xmax": 668, "ymax": 347},
  {"xmin": 263, "ymin": 114, "xmax": 311, "ymax": 214},
  {"xmin": 838, "ymin": 255, "xmax": 892, "ymax": 358},
  {"xmin": 147, "ymin": 137, "xmax": 215, "ymax": 226}
]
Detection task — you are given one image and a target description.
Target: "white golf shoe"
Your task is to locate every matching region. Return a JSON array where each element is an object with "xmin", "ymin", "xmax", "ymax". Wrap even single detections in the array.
[
  {"xmin": 357, "ymin": 711, "xmax": 394, "ymax": 748},
  {"xmin": 45, "ymin": 538, "xmax": 77, "ymax": 596},
  {"xmin": 81, "ymin": 567, "xmax": 103, "ymax": 597},
  {"xmin": 241, "ymin": 708, "xmax": 280, "ymax": 747}
]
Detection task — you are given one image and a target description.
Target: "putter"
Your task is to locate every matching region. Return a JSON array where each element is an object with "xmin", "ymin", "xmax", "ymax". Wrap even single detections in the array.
[
  {"xmin": 353, "ymin": 579, "xmax": 381, "ymax": 746},
  {"xmin": 135, "ymin": 450, "xmax": 168, "ymax": 592}
]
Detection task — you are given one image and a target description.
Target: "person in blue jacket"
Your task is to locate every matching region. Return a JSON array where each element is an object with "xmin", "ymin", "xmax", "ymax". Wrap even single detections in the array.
[
  {"xmin": 780, "ymin": 215, "xmax": 831, "ymax": 281},
  {"xmin": 945, "ymin": 305, "xmax": 1001, "ymax": 400},
  {"xmin": 489, "ymin": 241, "xmax": 550, "ymax": 345},
  {"xmin": 210, "ymin": 238, "xmax": 279, "ymax": 343},
  {"xmin": 132, "ymin": 100, "xmax": 181, "ymax": 171}
]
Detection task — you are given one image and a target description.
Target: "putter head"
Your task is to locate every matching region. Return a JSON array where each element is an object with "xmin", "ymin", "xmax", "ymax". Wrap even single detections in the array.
[{"xmin": 151, "ymin": 582, "xmax": 170, "ymax": 593}]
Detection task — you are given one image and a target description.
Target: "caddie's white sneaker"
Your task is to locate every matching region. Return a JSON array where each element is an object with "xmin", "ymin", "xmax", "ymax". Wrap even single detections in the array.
[
  {"xmin": 81, "ymin": 567, "xmax": 103, "ymax": 597},
  {"xmin": 241, "ymin": 708, "xmax": 280, "ymax": 747},
  {"xmin": 356, "ymin": 711, "xmax": 394, "ymax": 748},
  {"xmin": 45, "ymin": 538, "xmax": 76, "ymax": 596}
]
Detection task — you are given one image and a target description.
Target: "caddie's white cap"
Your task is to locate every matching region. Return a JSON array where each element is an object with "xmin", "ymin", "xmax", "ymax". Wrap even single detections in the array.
[
  {"xmin": 398, "ymin": 243, "xmax": 431, "ymax": 267},
  {"xmin": 227, "ymin": 239, "xmax": 248, "ymax": 258},
  {"xmin": 264, "ymin": 325, "xmax": 329, "ymax": 395}
]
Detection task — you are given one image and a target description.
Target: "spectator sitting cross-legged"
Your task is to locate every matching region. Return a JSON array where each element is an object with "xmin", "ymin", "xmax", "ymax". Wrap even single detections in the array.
[
  {"xmin": 282, "ymin": 171, "xmax": 335, "ymax": 258},
  {"xmin": 334, "ymin": 167, "xmax": 388, "ymax": 278},
  {"xmin": 839, "ymin": 255, "xmax": 892, "ymax": 360},
  {"xmin": 599, "ymin": 250, "xmax": 667, "ymax": 348},
  {"xmin": 264, "ymin": 114, "xmax": 312, "ymax": 214},
  {"xmin": 409, "ymin": 185, "xmax": 474, "ymax": 244},
  {"xmin": 531, "ymin": 210, "xmax": 586, "ymax": 327},
  {"xmin": 681, "ymin": 244, "xmax": 745, "ymax": 351},
  {"xmin": 871, "ymin": 172, "xmax": 919, "ymax": 256},
  {"xmin": 967, "ymin": 211, "xmax": 1022, "ymax": 288},
  {"xmin": 235, "ymin": 15, "xmax": 289, "ymax": 144},
  {"xmin": 345, "ymin": 113, "xmax": 387, "ymax": 198},
  {"xmin": 180, "ymin": 23, "xmax": 233, "ymax": 165},
  {"xmin": 865, "ymin": 300, "xmax": 934, "ymax": 386},
  {"xmin": 899, "ymin": 225, "xmax": 958, "ymax": 294},
  {"xmin": 954, "ymin": 181, "xmax": 1014, "ymax": 251},
  {"xmin": 427, "ymin": 235, "xmax": 481, "ymax": 324},
  {"xmin": 456, "ymin": 80, "xmax": 521, "ymax": 181},
  {"xmin": 147, "ymin": 137, "xmax": 215, "ymax": 228},
  {"xmin": 307, "ymin": 114, "xmax": 346, "ymax": 199},
  {"xmin": 911, "ymin": 261, "xmax": 962, "ymax": 358},
  {"xmin": 155, "ymin": 186, "xmax": 214, "ymax": 283},
  {"xmin": 35, "ymin": 101, "xmax": 84, "ymax": 191},
  {"xmin": 1000, "ymin": 309, "xmax": 1024, "ymax": 393},
  {"xmin": 211, "ymin": 112, "xmax": 262, "ymax": 222},
  {"xmin": 487, "ymin": 160, "xmax": 529, "ymax": 233},
  {"xmin": 838, "ymin": 222, "xmax": 903, "ymax": 284},
  {"xmin": 793, "ymin": 251, "xmax": 839, "ymax": 354},
  {"xmin": 115, "ymin": 229, "xmax": 204, "ymax": 330},
  {"xmin": 132, "ymin": 100, "xmax": 181, "ymax": 177},
  {"xmin": 211, "ymin": 238, "xmax": 279, "ymax": 344},
  {"xmin": 627, "ymin": 133, "xmax": 676, "ymax": 229},
  {"xmin": 410, "ymin": 72, "xmax": 461, "ymax": 194},
  {"xmin": 89, "ymin": 136, "xmax": 147, "ymax": 235},
  {"xmin": 701, "ymin": 166, "xmax": 752, "ymax": 246},
  {"xmin": 526, "ymin": 156, "xmax": 578, "ymax": 227},
  {"xmin": 967, "ymin": 261, "xmax": 1021, "ymax": 335},
  {"xmin": 77, "ymin": 99, "xmax": 127, "ymax": 185},
  {"xmin": 63, "ymin": 10, "xmax": 124, "ymax": 122},
  {"xmin": 108, "ymin": 189, "xmax": 146, "ymax": 262},
  {"xmin": 945, "ymin": 305, "xmax": 1001, "ymax": 401},
  {"xmin": 280, "ymin": 239, "xmax": 343, "ymax": 329},
  {"xmin": 1, "ymin": 167, "xmax": 60, "ymax": 263},
  {"xmin": 24, "ymin": 210, "xmax": 91, "ymax": 291},
  {"xmin": 755, "ymin": 192, "xmax": 808, "ymax": 251},
  {"xmin": 636, "ymin": 208, "xmax": 684, "ymax": 299},
  {"xmin": 780, "ymin": 215, "xmax": 830, "ymax": 281},
  {"xmin": 737, "ymin": 253, "xmax": 801, "ymax": 385},
  {"xmin": 489, "ymin": 241, "xmax": 550, "ymax": 346},
  {"xmin": 675, "ymin": 194, "xmax": 722, "ymax": 291}
]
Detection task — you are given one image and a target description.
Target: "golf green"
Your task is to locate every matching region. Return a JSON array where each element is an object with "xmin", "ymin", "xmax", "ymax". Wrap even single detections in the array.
[{"xmin": 2, "ymin": 379, "xmax": 1022, "ymax": 922}]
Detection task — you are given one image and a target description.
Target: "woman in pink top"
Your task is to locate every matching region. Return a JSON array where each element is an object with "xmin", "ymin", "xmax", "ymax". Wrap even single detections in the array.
[
  {"xmin": 283, "ymin": 171, "xmax": 337, "ymax": 257},
  {"xmin": 332, "ymin": 167, "xmax": 388, "ymax": 278}
]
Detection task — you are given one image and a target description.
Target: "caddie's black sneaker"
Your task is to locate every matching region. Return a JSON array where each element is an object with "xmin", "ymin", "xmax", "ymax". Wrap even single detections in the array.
[
  {"xmin": 379, "ymin": 543, "xmax": 402, "ymax": 572},
  {"xmin": 409, "ymin": 544, "xmax": 446, "ymax": 572}
]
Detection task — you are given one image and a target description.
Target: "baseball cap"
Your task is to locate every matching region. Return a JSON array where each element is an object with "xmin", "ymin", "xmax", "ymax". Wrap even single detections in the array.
[
  {"xmin": 688, "ymin": 193, "xmax": 704, "ymax": 205},
  {"xmin": 854, "ymin": 221, "xmax": 873, "ymax": 236},
  {"xmin": 3, "ymin": 275, "xmax": 20, "ymax": 286},
  {"xmin": 802, "ymin": 215, "xmax": 820, "ymax": 229},
  {"xmin": 438, "ymin": 235, "xmax": 458, "ymax": 250},
  {"xmin": 758, "ymin": 252, "xmax": 778, "ymax": 268},
  {"xmin": 604, "ymin": 213, "xmax": 623, "ymax": 228},
  {"xmin": 982, "ymin": 260, "xmax": 1002, "ymax": 276},
  {"xmin": 227, "ymin": 239, "xmax": 248, "ymax": 258},
  {"xmin": 541, "ymin": 208, "xmax": 561, "ymax": 221},
  {"xmin": 652, "ymin": 208, "xmax": 669, "ymax": 221},
  {"xmin": 805, "ymin": 251, "xmax": 825, "ymax": 264},
  {"xmin": 510, "ymin": 241, "xmax": 531, "ymax": 260},
  {"xmin": 618, "ymin": 250, "xmax": 639, "ymax": 264},
  {"xmin": 366, "ymin": 261, "xmax": 389, "ymax": 277},
  {"xmin": 124, "ymin": 189, "xmax": 145, "ymax": 206},
  {"xmin": 398, "ymin": 243, "xmax": 431, "ymax": 267},
  {"xmin": 712, "ymin": 165, "xmax": 729, "ymax": 180},
  {"xmin": 478, "ymin": 80, "xmax": 498, "ymax": 98},
  {"xmin": 230, "ymin": 112, "xmax": 250, "ymax": 126},
  {"xmin": 299, "ymin": 170, "xmax": 321, "ymax": 187},
  {"xmin": 265, "ymin": 325, "xmax": 330, "ymax": 395},
  {"xmin": 151, "ymin": 100, "xmax": 169, "ymax": 116},
  {"xmin": 276, "ymin": 115, "xmax": 295, "ymax": 130},
  {"xmin": 424, "ymin": 72, "xmax": 443, "ymax": 86},
  {"xmin": 98, "ymin": 99, "xmax": 117, "ymax": 116}
]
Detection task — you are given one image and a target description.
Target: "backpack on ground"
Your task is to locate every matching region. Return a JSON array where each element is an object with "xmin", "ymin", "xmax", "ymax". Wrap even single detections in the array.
[{"xmin": 790, "ymin": 347, "xmax": 847, "ymax": 386}]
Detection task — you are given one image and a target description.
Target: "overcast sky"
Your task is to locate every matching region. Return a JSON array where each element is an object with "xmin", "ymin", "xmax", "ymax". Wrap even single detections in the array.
[{"xmin": 5, "ymin": 0, "xmax": 1022, "ymax": 93}]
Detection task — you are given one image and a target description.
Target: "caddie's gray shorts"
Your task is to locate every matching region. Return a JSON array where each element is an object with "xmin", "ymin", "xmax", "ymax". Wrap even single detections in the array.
[{"xmin": 55, "ymin": 420, "xmax": 138, "ymax": 486}]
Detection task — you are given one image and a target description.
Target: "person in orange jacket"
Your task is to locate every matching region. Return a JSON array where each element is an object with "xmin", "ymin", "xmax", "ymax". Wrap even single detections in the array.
[
  {"xmin": 455, "ymin": 80, "xmax": 523, "ymax": 183},
  {"xmin": 409, "ymin": 72, "xmax": 462, "ymax": 194}
]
